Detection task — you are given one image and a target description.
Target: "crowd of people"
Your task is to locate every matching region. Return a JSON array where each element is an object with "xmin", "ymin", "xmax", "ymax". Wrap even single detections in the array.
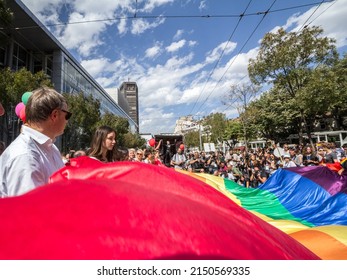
[{"xmin": 1, "ymin": 86, "xmax": 347, "ymax": 198}]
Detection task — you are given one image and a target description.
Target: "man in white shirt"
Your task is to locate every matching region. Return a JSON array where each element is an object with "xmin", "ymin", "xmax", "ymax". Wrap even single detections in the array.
[{"xmin": 0, "ymin": 87, "xmax": 70, "ymax": 197}]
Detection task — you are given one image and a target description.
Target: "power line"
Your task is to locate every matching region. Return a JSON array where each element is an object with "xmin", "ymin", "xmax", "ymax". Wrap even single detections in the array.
[
  {"xmin": 189, "ymin": 0, "xmax": 253, "ymax": 116},
  {"xmin": 298, "ymin": 0, "xmax": 326, "ymax": 32},
  {"xmin": 300, "ymin": 0, "xmax": 337, "ymax": 30},
  {"xmin": 0, "ymin": 1, "xmax": 333, "ymax": 31},
  {"xmin": 193, "ymin": 0, "xmax": 278, "ymax": 117}
]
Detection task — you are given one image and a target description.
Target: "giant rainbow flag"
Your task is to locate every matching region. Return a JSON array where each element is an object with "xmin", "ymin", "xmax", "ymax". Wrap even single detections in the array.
[
  {"xmin": 0, "ymin": 157, "xmax": 346, "ymax": 259},
  {"xmin": 180, "ymin": 165, "xmax": 347, "ymax": 259}
]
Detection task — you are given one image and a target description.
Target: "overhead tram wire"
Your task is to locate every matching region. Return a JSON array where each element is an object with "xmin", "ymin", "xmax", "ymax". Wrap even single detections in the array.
[
  {"xmin": 189, "ymin": 0, "xmax": 254, "ymax": 117},
  {"xmin": 220, "ymin": 0, "xmax": 337, "ymax": 119},
  {"xmin": 0, "ymin": 1, "xmax": 333, "ymax": 31},
  {"xmin": 299, "ymin": 0, "xmax": 337, "ymax": 31},
  {"xmin": 194, "ymin": 0, "xmax": 278, "ymax": 117},
  {"xmin": 298, "ymin": 0, "xmax": 327, "ymax": 32}
]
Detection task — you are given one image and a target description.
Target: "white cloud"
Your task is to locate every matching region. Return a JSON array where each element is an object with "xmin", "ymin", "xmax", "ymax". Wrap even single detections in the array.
[
  {"xmin": 141, "ymin": 0, "xmax": 175, "ymax": 12},
  {"xmin": 165, "ymin": 40, "xmax": 186, "ymax": 53},
  {"xmin": 282, "ymin": 1, "xmax": 347, "ymax": 48},
  {"xmin": 131, "ymin": 17, "xmax": 165, "ymax": 35},
  {"xmin": 57, "ymin": 12, "xmax": 107, "ymax": 56},
  {"xmin": 188, "ymin": 40, "xmax": 197, "ymax": 47},
  {"xmin": 173, "ymin": 29, "xmax": 184, "ymax": 40},
  {"xmin": 199, "ymin": 0, "xmax": 207, "ymax": 11},
  {"xmin": 145, "ymin": 42, "xmax": 163, "ymax": 58},
  {"xmin": 205, "ymin": 41, "xmax": 237, "ymax": 64},
  {"xmin": 117, "ymin": 18, "xmax": 128, "ymax": 35}
]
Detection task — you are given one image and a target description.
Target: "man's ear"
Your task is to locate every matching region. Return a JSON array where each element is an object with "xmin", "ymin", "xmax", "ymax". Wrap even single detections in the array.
[{"xmin": 50, "ymin": 109, "xmax": 59, "ymax": 121}]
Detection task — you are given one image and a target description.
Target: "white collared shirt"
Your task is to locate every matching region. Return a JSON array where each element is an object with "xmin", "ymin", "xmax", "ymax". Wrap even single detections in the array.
[{"xmin": 0, "ymin": 125, "xmax": 64, "ymax": 197}]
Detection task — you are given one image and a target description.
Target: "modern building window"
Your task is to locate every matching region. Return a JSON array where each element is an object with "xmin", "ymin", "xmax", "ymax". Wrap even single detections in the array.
[{"xmin": 12, "ymin": 42, "xmax": 28, "ymax": 70}]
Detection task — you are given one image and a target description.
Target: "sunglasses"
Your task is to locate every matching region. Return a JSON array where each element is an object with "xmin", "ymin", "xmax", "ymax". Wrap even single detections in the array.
[{"xmin": 61, "ymin": 109, "xmax": 72, "ymax": 120}]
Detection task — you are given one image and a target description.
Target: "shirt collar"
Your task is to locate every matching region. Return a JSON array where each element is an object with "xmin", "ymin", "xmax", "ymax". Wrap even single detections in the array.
[{"xmin": 22, "ymin": 125, "xmax": 54, "ymax": 147}]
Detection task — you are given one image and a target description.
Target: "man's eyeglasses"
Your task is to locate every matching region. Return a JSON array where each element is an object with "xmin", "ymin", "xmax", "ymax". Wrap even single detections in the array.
[{"xmin": 61, "ymin": 109, "xmax": 72, "ymax": 120}]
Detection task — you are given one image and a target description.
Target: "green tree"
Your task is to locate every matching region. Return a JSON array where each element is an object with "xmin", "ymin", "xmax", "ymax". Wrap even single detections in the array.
[
  {"xmin": 184, "ymin": 130, "xmax": 200, "ymax": 150},
  {"xmin": 0, "ymin": 68, "xmax": 52, "ymax": 143},
  {"xmin": 328, "ymin": 54, "xmax": 347, "ymax": 128},
  {"xmin": 248, "ymin": 26, "xmax": 338, "ymax": 144},
  {"xmin": 62, "ymin": 92, "xmax": 101, "ymax": 151},
  {"xmin": 246, "ymin": 88, "xmax": 295, "ymax": 143},
  {"xmin": 0, "ymin": 0, "xmax": 13, "ymax": 46},
  {"xmin": 223, "ymin": 83, "xmax": 259, "ymax": 150},
  {"xmin": 223, "ymin": 118, "xmax": 243, "ymax": 148},
  {"xmin": 203, "ymin": 112, "xmax": 227, "ymax": 144},
  {"xmin": 122, "ymin": 132, "xmax": 146, "ymax": 149}
]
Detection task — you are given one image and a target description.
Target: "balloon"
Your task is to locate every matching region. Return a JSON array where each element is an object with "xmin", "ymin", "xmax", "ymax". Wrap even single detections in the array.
[
  {"xmin": 149, "ymin": 138, "xmax": 155, "ymax": 147},
  {"xmin": 19, "ymin": 106, "xmax": 26, "ymax": 122},
  {"xmin": 0, "ymin": 102, "xmax": 4, "ymax": 116},
  {"xmin": 15, "ymin": 102, "xmax": 25, "ymax": 117},
  {"xmin": 179, "ymin": 144, "xmax": 185, "ymax": 150},
  {"xmin": 21, "ymin": 91, "xmax": 32, "ymax": 105}
]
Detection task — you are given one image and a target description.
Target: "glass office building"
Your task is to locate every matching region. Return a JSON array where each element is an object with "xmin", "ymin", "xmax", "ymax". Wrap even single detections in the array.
[{"xmin": 1, "ymin": 0, "xmax": 138, "ymax": 132}]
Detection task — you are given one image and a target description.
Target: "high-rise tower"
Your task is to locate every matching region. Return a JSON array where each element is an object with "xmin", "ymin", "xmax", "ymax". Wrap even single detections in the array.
[{"xmin": 119, "ymin": 81, "xmax": 139, "ymax": 132}]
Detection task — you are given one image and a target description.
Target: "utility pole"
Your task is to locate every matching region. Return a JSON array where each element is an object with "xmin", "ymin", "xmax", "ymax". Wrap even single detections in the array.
[{"xmin": 199, "ymin": 122, "xmax": 202, "ymax": 151}]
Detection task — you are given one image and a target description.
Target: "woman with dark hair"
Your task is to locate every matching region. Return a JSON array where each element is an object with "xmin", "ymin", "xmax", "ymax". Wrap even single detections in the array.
[{"xmin": 88, "ymin": 126, "xmax": 116, "ymax": 163}]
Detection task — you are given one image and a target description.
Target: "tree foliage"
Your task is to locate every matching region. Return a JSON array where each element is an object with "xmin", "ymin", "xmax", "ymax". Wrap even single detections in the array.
[
  {"xmin": 0, "ymin": 68, "xmax": 52, "ymax": 144},
  {"xmin": 203, "ymin": 112, "xmax": 227, "ymax": 144},
  {"xmin": 223, "ymin": 83, "xmax": 259, "ymax": 148},
  {"xmin": 248, "ymin": 26, "xmax": 339, "ymax": 144},
  {"xmin": 122, "ymin": 132, "xmax": 146, "ymax": 149},
  {"xmin": 62, "ymin": 92, "xmax": 101, "ymax": 150},
  {"xmin": 0, "ymin": 0, "xmax": 13, "ymax": 46},
  {"xmin": 184, "ymin": 130, "xmax": 200, "ymax": 150}
]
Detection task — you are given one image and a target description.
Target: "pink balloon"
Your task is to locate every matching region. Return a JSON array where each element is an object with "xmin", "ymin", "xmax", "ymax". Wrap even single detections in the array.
[
  {"xmin": 15, "ymin": 102, "xmax": 25, "ymax": 117},
  {"xmin": 19, "ymin": 106, "xmax": 26, "ymax": 122}
]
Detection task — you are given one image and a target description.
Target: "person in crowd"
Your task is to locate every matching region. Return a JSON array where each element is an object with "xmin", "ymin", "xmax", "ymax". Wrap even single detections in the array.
[
  {"xmin": 282, "ymin": 143, "xmax": 290, "ymax": 157},
  {"xmin": 134, "ymin": 149, "xmax": 144, "ymax": 162},
  {"xmin": 153, "ymin": 150, "xmax": 164, "ymax": 166},
  {"xmin": 73, "ymin": 150, "xmax": 87, "ymax": 158},
  {"xmin": 171, "ymin": 147, "xmax": 187, "ymax": 170},
  {"xmin": 0, "ymin": 86, "xmax": 70, "ymax": 197},
  {"xmin": 289, "ymin": 146, "xmax": 303, "ymax": 166},
  {"xmin": 88, "ymin": 125, "xmax": 116, "ymax": 163},
  {"xmin": 216, "ymin": 161, "xmax": 228, "ymax": 177},
  {"xmin": 0, "ymin": 141, "xmax": 6, "ymax": 156},
  {"xmin": 316, "ymin": 146, "xmax": 326, "ymax": 164},
  {"xmin": 324, "ymin": 142, "xmax": 338, "ymax": 164},
  {"xmin": 61, "ymin": 151, "xmax": 69, "ymax": 164},
  {"xmin": 250, "ymin": 164, "xmax": 268, "ymax": 187},
  {"xmin": 283, "ymin": 154, "xmax": 297, "ymax": 168},
  {"xmin": 128, "ymin": 148, "xmax": 136, "ymax": 161},
  {"xmin": 187, "ymin": 151, "xmax": 205, "ymax": 173},
  {"xmin": 163, "ymin": 140, "xmax": 173, "ymax": 166},
  {"xmin": 206, "ymin": 151, "xmax": 219, "ymax": 174},
  {"xmin": 224, "ymin": 148, "xmax": 233, "ymax": 163},
  {"xmin": 302, "ymin": 145, "xmax": 319, "ymax": 166},
  {"xmin": 113, "ymin": 147, "xmax": 129, "ymax": 161},
  {"xmin": 143, "ymin": 149, "xmax": 154, "ymax": 164}
]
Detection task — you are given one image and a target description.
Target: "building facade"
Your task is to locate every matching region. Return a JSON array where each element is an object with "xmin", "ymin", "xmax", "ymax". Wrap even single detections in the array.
[
  {"xmin": 1, "ymin": 0, "xmax": 137, "ymax": 133},
  {"xmin": 119, "ymin": 82, "xmax": 139, "ymax": 133}
]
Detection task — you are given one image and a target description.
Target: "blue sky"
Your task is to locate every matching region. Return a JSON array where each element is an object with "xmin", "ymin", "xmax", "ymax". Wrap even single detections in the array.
[{"xmin": 21, "ymin": 0, "xmax": 347, "ymax": 134}]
